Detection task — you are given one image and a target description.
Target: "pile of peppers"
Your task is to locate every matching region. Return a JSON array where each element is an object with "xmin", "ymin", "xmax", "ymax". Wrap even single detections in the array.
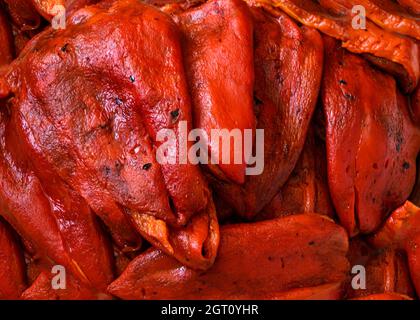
[{"xmin": 0, "ymin": 0, "xmax": 419, "ymax": 300}]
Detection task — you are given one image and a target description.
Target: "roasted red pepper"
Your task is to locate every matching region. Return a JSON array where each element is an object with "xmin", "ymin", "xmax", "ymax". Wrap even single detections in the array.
[
  {"xmin": 352, "ymin": 293, "xmax": 412, "ymax": 300},
  {"xmin": 108, "ymin": 214, "xmax": 349, "ymax": 299},
  {"xmin": 322, "ymin": 36, "xmax": 420, "ymax": 235},
  {"xmin": 0, "ymin": 219, "xmax": 26, "ymax": 299},
  {"xmin": 259, "ymin": 127, "xmax": 335, "ymax": 219},
  {"xmin": 0, "ymin": 0, "xmax": 219, "ymax": 270},
  {"xmin": 397, "ymin": 0, "xmax": 420, "ymax": 14},
  {"xmin": 175, "ymin": 0, "xmax": 256, "ymax": 185},
  {"xmin": 0, "ymin": 0, "xmax": 419, "ymax": 301},
  {"xmin": 346, "ymin": 238, "xmax": 415, "ymax": 299},
  {"xmin": 321, "ymin": 0, "xmax": 420, "ymax": 40},
  {"xmin": 0, "ymin": 108, "xmax": 114, "ymax": 299},
  {"xmin": 206, "ymin": 4, "xmax": 323, "ymax": 218},
  {"xmin": 370, "ymin": 201, "xmax": 420, "ymax": 297},
  {"xmin": 2, "ymin": 0, "xmax": 41, "ymax": 31},
  {"xmin": 0, "ymin": 6, "xmax": 14, "ymax": 65},
  {"xmin": 266, "ymin": 0, "xmax": 419, "ymax": 92}
]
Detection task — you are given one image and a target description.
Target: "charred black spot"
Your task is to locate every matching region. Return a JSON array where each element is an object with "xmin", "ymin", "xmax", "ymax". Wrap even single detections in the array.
[
  {"xmin": 61, "ymin": 43, "xmax": 69, "ymax": 52},
  {"xmin": 339, "ymin": 79, "xmax": 347, "ymax": 85},
  {"xmin": 170, "ymin": 108, "xmax": 180, "ymax": 121},
  {"xmin": 403, "ymin": 161, "xmax": 410, "ymax": 170},
  {"xmin": 254, "ymin": 96, "xmax": 263, "ymax": 106},
  {"xmin": 142, "ymin": 163, "xmax": 152, "ymax": 170},
  {"xmin": 308, "ymin": 241, "xmax": 315, "ymax": 246},
  {"xmin": 253, "ymin": 95, "xmax": 263, "ymax": 119},
  {"xmin": 129, "ymin": 75, "xmax": 135, "ymax": 83}
]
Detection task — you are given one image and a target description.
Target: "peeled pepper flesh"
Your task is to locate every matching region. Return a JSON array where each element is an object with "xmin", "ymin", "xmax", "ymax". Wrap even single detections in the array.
[
  {"xmin": 322, "ymin": 36, "xmax": 420, "ymax": 235},
  {"xmin": 0, "ymin": 108, "xmax": 114, "ymax": 299},
  {"xmin": 370, "ymin": 201, "xmax": 420, "ymax": 297},
  {"xmin": 0, "ymin": 6, "xmax": 14, "ymax": 65},
  {"xmin": 397, "ymin": 0, "xmax": 420, "ymax": 14},
  {"xmin": 205, "ymin": 3, "xmax": 323, "ymax": 218},
  {"xmin": 258, "ymin": 127, "xmax": 335, "ymax": 219},
  {"xmin": 346, "ymin": 238, "xmax": 415, "ymax": 299},
  {"xmin": 108, "ymin": 214, "xmax": 349, "ymax": 299},
  {"xmin": 0, "ymin": 0, "xmax": 419, "ymax": 300},
  {"xmin": 0, "ymin": 219, "xmax": 26, "ymax": 299},
  {"xmin": 175, "ymin": 0, "xmax": 256, "ymax": 184},
  {"xmin": 0, "ymin": 0, "xmax": 219, "ymax": 270},
  {"xmin": 265, "ymin": 0, "xmax": 419, "ymax": 93}
]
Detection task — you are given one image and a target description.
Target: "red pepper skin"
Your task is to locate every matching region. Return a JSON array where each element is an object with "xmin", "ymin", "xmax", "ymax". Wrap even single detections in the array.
[
  {"xmin": 270, "ymin": 283, "xmax": 344, "ymax": 300},
  {"xmin": 21, "ymin": 271, "xmax": 112, "ymax": 300},
  {"xmin": 346, "ymin": 238, "xmax": 415, "ymax": 299},
  {"xmin": 2, "ymin": 0, "xmax": 40, "ymax": 31},
  {"xmin": 321, "ymin": 0, "xmax": 420, "ymax": 41},
  {"xmin": 397, "ymin": 0, "xmax": 420, "ymax": 14},
  {"xmin": 268, "ymin": 0, "xmax": 419, "ymax": 93},
  {"xmin": 108, "ymin": 214, "xmax": 349, "ymax": 300},
  {"xmin": 411, "ymin": 85, "xmax": 420, "ymax": 126},
  {"xmin": 206, "ymin": 5, "xmax": 323, "ymax": 219},
  {"xmin": 0, "ymin": 219, "xmax": 26, "ymax": 299},
  {"xmin": 370, "ymin": 201, "xmax": 420, "ymax": 297},
  {"xmin": 258, "ymin": 127, "xmax": 335, "ymax": 219},
  {"xmin": 352, "ymin": 293, "xmax": 412, "ymax": 300},
  {"xmin": 0, "ymin": 6, "xmax": 14, "ymax": 65},
  {"xmin": 65, "ymin": 1, "xmax": 102, "ymax": 16},
  {"xmin": 30, "ymin": 1, "xmax": 100, "ymax": 21},
  {"xmin": 175, "ymin": 0, "xmax": 256, "ymax": 185},
  {"xmin": 0, "ymin": 108, "xmax": 114, "ymax": 297},
  {"xmin": 1, "ymin": 0, "xmax": 218, "ymax": 270},
  {"xmin": 322, "ymin": 36, "xmax": 420, "ymax": 235}
]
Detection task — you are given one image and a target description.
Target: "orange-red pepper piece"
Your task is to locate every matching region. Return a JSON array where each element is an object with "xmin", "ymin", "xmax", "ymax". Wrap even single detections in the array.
[
  {"xmin": 263, "ymin": 0, "xmax": 419, "ymax": 92},
  {"xmin": 206, "ymin": 5, "xmax": 323, "ymax": 218},
  {"xmin": 259, "ymin": 127, "xmax": 335, "ymax": 219},
  {"xmin": 108, "ymin": 214, "xmax": 349, "ymax": 299},
  {"xmin": 370, "ymin": 201, "xmax": 420, "ymax": 297},
  {"xmin": 175, "ymin": 0, "xmax": 256, "ymax": 184},
  {"xmin": 0, "ymin": 219, "xmax": 26, "ymax": 299},
  {"xmin": 322, "ymin": 36, "xmax": 420, "ymax": 235}
]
